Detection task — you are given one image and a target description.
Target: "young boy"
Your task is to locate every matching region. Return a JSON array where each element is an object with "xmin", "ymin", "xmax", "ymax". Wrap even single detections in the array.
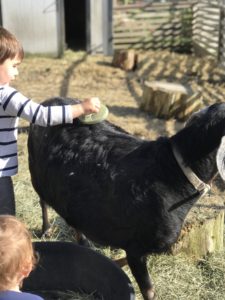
[
  {"xmin": 0, "ymin": 27, "xmax": 100, "ymax": 215},
  {"xmin": 0, "ymin": 215, "xmax": 43, "ymax": 299}
]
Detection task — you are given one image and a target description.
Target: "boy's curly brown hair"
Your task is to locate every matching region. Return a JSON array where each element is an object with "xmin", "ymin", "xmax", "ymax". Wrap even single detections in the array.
[{"xmin": 0, "ymin": 27, "xmax": 24, "ymax": 64}]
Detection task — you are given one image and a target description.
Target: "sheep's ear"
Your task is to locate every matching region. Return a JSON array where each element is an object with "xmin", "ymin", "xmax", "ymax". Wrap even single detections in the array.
[{"xmin": 216, "ymin": 136, "xmax": 225, "ymax": 180}]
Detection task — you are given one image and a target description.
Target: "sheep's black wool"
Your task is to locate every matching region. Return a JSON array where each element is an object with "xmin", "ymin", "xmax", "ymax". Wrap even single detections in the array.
[
  {"xmin": 23, "ymin": 242, "xmax": 134, "ymax": 300},
  {"xmin": 28, "ymin": 98, "xmax": 225, "ymax": 300}
]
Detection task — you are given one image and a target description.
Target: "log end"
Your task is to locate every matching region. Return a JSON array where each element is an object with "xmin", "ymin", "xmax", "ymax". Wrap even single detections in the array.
[
  {"xmin": 112, "ymin": 49, "xmax": 138, "ymax": 71},
  {"xmin": 172, "ymin": 193, "xmax": 224, "ymax": 259},
  {"xmin": 141, "ymin": 81, "xmax": 204, "ymax": 121}
]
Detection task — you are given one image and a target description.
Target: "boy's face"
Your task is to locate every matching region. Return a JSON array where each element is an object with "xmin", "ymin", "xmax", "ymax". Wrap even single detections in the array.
[{"xmin": 0, "ymin": 57, "xmax": 21, "ymax": 85}]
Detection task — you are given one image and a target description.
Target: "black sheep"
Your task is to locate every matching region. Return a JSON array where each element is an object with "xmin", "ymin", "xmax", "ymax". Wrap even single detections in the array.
[
  {"xmin": 23, "ymin": 241, "xmax": 134, "ymax": 300},
  {"xmin": 28, "ymin": 98, "xmax": 225, "ymax": 300}
]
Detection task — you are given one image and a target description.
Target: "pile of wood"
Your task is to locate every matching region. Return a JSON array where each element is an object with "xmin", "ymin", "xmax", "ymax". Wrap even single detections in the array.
[{"xmin": 141, "ymin": 81, "xmax": 204, "ymax": 121}]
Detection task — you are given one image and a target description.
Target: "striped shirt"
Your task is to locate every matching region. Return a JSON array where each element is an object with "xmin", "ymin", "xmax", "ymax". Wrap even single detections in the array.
[{"xmin": 0, "ymin": 85, "xmax": 73, "ymax": 177}]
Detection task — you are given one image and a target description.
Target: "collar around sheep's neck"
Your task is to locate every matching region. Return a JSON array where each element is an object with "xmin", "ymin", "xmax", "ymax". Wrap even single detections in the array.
[{"xmin": 171, "ymin": 142, "xmax": 211, "ymax": 197}]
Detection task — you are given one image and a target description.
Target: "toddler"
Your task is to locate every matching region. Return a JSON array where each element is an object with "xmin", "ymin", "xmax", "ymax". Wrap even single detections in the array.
[
  {"xmin": 0, "ymin": 215, "xmax": 43, "ymax": 299},
  {"xmin": 0, "ymin": 27, "xmax": 100, "ymax": 215}
]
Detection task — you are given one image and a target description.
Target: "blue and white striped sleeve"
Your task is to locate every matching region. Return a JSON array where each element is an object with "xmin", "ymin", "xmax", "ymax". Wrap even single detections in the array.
[{"xmin": 1, "ymin": 86, "xmax": 73, "ymax": 126}]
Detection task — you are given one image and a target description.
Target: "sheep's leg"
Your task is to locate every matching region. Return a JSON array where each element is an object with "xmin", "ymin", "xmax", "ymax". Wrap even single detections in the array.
[
  {"xmin": 40, "ymin": 198, "xmax": 51, "ymax": 236},
  {"xmin": 127, "ymin": 253, "xmax": 155, "ymax": 300},
  {"xmin": 40, "ymin": 201, "xmax": 91, "ymax": 246},
  {"xmin": 75, "ymin": 230, "xmax": 92, "ymax": 247}
]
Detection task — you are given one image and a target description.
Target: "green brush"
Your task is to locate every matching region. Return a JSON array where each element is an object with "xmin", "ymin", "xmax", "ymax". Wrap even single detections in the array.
[{"xmin": 78, "ymin": 103, "xmax": 109, "ymax": 125}]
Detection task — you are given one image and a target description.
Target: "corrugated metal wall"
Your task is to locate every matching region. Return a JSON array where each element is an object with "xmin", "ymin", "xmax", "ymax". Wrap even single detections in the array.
[
  {"xmin": 0, "ymin": 0, "xmax": 113, "ymax": 56},
  {"xmin": 1, "ymin": 0, "xmax": 65, "ymax": 57}
]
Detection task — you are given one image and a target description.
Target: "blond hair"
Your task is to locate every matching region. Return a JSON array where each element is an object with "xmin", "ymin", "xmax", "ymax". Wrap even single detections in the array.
[
  {"xmin": 0, "ymin": 215, "xmax": 36, "ymax": 291},
  {"xmin": 0, "ymin": 27, "xmax": 24, "ymax": 64}
]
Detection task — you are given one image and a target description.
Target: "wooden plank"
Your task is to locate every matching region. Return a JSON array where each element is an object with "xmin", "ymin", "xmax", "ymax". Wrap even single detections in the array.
[
  {"xmin": 199, "ymin": 0, "xmax": 220, "ymax": 6},
  {"xmin": 114, "ymin": 7, "xmax": 192, "ymax": 15},
  {"xmin": 114, "ymin": 22, "xmax": 184, "ymax": 32},
  {"xmin": 114, "ymin": 20, "xmax": 177, "ymax": 28},
  {"xmin": 113, "ymin": 43, "xmax": 184, "ymax": 51},
  {"xmin": 193, "ymin": 17, "xmax": 220, "ymax": 25},
  {"xmin": 193, "ymin": 42, "xmax": 218, "ymax": 57},
  {"xmin": 113, "ymin": 29, "xmax": 185, "ymax": 43},
  {"xmin": 194, "ymin": 30, "xmax": 219, "ymax": 40},
  {"xmin": 114, "ymin": 1, "xmax": 189, "ymax": 8},
  {"xmin": 193, "ymin": 39, "xmax": 218, "ymax": 53},
  {"xmin": 193, "ymin": 26, "xmax": 219, "ymax": 35},
  {"xmin": 194, "ymin": 19, "xmax": 220, "ymax": 28},
  {"xmin": 193, "ymin": 36, "xmax": 219, "ymax": 47},
  {"xmin": 113, "ymin": 40, "xmax": 192, "ymax": 51},
  {"xmin": 192, "ymin": 24, "xmax": 219, "ymax": 32},
  {"xmin": 113, "ymin": 35, "xmax": 186, "ymax": 45},
  {"xmin": 114, "ymin": 15, "xmax": 189, "ymax": 24},
  {"xmin": 192, "ymin": 22, "xmax": 220, "ymax": 32},
  {"xmin": 193, "ymin": 34, "xmax": 219, "ymax": 43},
  {"xmin": 192, "ymin": 12, "xmax": 220, "ymax": 21},
  {"xmin": 113, "ymin": 23, "xmax": 190, "ymax": 37},
  {"xmin": 144, "ymin": 5, "xmax": 193, "ymax": 13},
  {"xmin": 114, "ymin": 27, "xmax": 190, "ymax": 38},
  {"xmin": 113, "ymin": 36, "xmax": 189, "ymax": 48},
  {"xmin": 195, "ymin": 15, "xmax": 220, "ymax": 22},
  {"xmin": 192, "ymin": 14, "xmax": 219, "ymax": 23},
  {"xmin": 114, "ymin": 26, "xmax": 186, "ymax": 37},
  {"xmin": 130, "ymin": 11, "xmax": 187, "ymax": 19},
  {"xmin": 114, "ymin": 17, "xmax": 191, "ymax": 28},
  {"xmin": 114, "ymin": 1, "xmax": 195, "ymax": 11},
  {"xmin": 114, "ymin": 10, "xmax": 191, "ymax": 20},
  {"xmin": 201, "ymin": 7, "xmax": 220, "ymax": 13}
]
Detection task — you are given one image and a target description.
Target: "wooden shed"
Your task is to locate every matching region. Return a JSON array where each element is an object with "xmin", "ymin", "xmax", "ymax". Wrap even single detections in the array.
[{"xmin": 0, "ymin": 0, "xmax": 113, "ymax": 57}]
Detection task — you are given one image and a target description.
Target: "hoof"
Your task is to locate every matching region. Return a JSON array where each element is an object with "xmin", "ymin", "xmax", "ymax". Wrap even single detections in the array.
[
  {"xmin": 114, "ymin": 256, "xmax": 128, "ymax": 268},
  {"xmin": 41, "ymin": 226, "xmax": 53, "ymax": 239},
  {"xmin": 143, "ymin": 288, "xmax": 155, "ymax": 300},
  {"xmin": 148, "ymin": 289, "xmax": 156, "ymax": 300}
]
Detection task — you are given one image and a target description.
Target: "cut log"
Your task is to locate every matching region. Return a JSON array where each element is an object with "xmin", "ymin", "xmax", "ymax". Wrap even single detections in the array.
[
  {"xmin": 141, "ymin": 81, "xmax": 204, "ymax": 121},
  {"xmin": 112, "ymin": 49, "xmax": 138, "ymax": 71},
  {"xmin": 172, "ymin": 192, "xmax": 224, "ymax": 259}
]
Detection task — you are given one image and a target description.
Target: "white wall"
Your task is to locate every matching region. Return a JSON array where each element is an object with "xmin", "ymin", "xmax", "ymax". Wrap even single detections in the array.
[
  {"xmin": 86, "ymin": 0, "xmax": 113, "ymax": 55},
  {"xmin": 88, "ymin": 0, "xmax": 104, "ymax": 53},
  {"xmin": 1, "ymin": 0, "xmax": 64, "ymax": 56}
]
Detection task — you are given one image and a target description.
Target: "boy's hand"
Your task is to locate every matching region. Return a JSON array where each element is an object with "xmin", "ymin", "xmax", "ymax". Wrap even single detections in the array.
[
  {"xmin": 81, "ymin": 97, "xmax": 100, "ymax": 115},
  {"xmin": 71, "ymin": 97, "xmax": 100, "ymax": 119}
]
